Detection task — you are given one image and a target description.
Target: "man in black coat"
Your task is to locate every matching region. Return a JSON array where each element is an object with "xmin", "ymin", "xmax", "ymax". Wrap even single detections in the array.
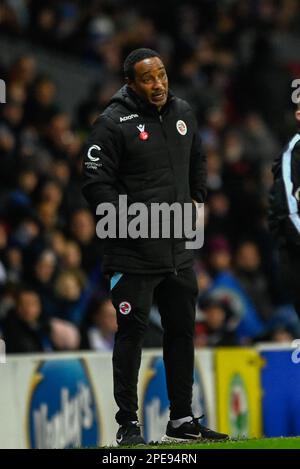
[
  {"xmin": 82, "ymin": 48, "xmax": 228, "ymax": 445},
  {"xmin": 269, "ymin": 102, "xmax": 300, "ymax": 316},
  {"xmin": 2, "ymin": 289, "xmax": 52, "ymax": 353}
]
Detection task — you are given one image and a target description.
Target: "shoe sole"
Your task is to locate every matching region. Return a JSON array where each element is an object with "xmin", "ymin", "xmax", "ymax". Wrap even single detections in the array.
[
  {"xmin": 161, "ymin": 434, "xmax": 230, "ymax": 444},
  {"xmin": 117, "ymin": 437, "xmax": 146, "ymax": 446},
  {"xmin": 161, "ymin": 434, "xmax": 202, "ymax": 444}
]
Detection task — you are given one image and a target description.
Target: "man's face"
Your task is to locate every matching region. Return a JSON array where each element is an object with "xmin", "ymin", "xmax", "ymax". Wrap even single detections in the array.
[
  {"xmin": 129, "ymin": 56, "xmax": 168, "ymax": 109},
  {"xmin": 17, "ymin": 292, "xmax": 41, "ymax": 323}
]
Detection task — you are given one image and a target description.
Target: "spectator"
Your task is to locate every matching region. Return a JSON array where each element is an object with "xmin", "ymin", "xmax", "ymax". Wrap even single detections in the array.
[
  {"xmin": 50, "ymin": 317, "xmax": 80, "ymax": 350},
  {"xmin": 61, "ymin": 240, "xmax": 82, "ymax": 270},
  {"xmin": 54, "ymin": 269, "xmax": 86, "ymax": 325},
  {"xmin": 2, "ymin": 289, "xmax": 53, "ymax": 353},
  {"xmin": 70, "ymin": 209, "xmax": 103, "ymax": 274},
  {"xmin": 81, "ymin": 297, "xmax": 117, "ymax": 351},
  {"xmin": 29, "ymin": 249, "xmax": 57, "ymax": 317},
  {"xmin": 203, "ymin": 235, "xmax": 265, "ymax": 342},
  {"xmin": 234, "ymin": 240, "xmax": 273, "ymax": 321},
  {"xmin": 24, "ymin": 75, "xmax": 58, "ymax": 128},
  {"xmin": 195, "ymin": 299, "xmax": 238, "ymax": 347}
]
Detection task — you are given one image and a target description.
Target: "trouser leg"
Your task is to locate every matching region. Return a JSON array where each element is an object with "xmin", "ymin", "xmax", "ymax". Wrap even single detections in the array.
[
  {"xmin": 155, "ymin": 268, "xmax": 198, "ymax": 420},
  {"xmin": 111, "ymin": 273, "xmax": 162, "ymax": 425}
]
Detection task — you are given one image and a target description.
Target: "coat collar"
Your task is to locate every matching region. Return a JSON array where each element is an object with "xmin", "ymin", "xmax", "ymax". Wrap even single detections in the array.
[{"xmin": 109, "ymin": 85, "xmax": 174, "ymax": 117}]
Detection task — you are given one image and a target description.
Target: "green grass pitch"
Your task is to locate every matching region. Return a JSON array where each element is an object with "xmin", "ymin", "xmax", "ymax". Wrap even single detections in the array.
[{"xmin": 106, "ymin": 437, "xmax": 300, "ymax": 449}]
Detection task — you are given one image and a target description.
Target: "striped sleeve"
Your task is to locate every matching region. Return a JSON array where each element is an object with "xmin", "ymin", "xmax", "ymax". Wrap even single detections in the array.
[{"xmin": 282, "ymin": 134, "xmax": 300, "ymax": 233}]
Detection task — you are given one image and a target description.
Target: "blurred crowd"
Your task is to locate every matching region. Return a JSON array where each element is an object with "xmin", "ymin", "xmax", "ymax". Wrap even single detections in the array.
[{"xmin": 0, "ymin": 0, "xmax": 300, "ymax": 353}]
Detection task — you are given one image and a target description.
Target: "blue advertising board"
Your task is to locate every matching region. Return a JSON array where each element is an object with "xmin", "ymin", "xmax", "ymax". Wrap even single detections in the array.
[
  {"xmin": 261, "ymin": 349, "xmax": 300, "ymax": 437},
  {"xmin": 27, "ymin": 359, "xmax": 100, "ymax": 448}
]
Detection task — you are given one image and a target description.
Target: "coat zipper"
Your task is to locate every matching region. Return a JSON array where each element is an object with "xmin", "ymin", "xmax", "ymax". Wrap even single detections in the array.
[{"xmin": 159, "ymin": 114, "xmax": 177, "ymax": 275}]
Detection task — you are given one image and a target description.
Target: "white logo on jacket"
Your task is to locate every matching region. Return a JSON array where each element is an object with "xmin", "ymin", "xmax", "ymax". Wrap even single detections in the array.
[
  {"xmin": 176, "ymin": 120, "xmax": 187, "ymax": 135},
  {"xmin": 120, "ymin": 114, "xmax": 139, "ymax": 122},
  {"xmin": 87, "ymin": 145, "xmax": 101, "ymax": 162},
  {"xmin": 137, "ymin": 124, "xmax": 145, "ymax": 133}
]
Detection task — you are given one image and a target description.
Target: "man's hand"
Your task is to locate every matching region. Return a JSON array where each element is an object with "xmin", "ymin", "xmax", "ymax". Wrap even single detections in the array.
[{"xmin": 192, "ymin": 199, "xmax": 204, "ymax": 229}]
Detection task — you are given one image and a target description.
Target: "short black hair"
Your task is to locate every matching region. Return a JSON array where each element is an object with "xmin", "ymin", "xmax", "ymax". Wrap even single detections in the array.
[{"xmin": 123, "ymin": 48, "xmax": 162, "ymax": 81}]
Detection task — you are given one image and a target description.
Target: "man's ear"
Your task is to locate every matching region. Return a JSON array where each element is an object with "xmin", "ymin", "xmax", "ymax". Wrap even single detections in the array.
[{"xmin": 296, "ymin": 110, "xmax": 300, "ymax": 122}]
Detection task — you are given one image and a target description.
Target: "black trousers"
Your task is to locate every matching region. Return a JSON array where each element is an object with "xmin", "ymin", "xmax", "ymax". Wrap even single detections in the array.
[
  {"xmin": 279, "ymin": 244, "xmax": 300, "ymax": 318},
  {"xmin": 110, "ymin": 267, "xmax": 198, "ymax": 425}
]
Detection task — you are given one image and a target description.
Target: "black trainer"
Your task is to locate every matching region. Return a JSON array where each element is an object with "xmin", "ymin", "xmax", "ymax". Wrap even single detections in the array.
[
  {"xmin": 116, "ymin": 421, "xmax": 146, "ymax": 446},
  {"xmin": 161, "ymin": 416, "xmax": 229, "ymax": 443}
]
